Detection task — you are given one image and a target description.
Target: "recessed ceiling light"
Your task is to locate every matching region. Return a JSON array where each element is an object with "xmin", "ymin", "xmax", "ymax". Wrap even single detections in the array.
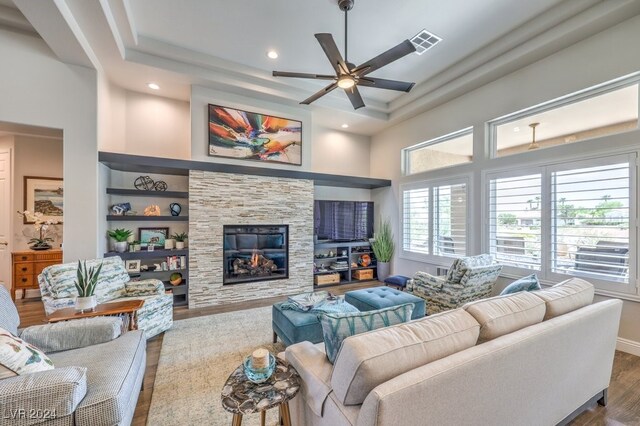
[
  {"xmin": 341, "ymin": 124, "xmax": 349, "ymax": 129},
  {"xmin": 513, "ymin": 127, "xmax": 520, "ymax": 132},
  {"xmin": 147, "ymin": 83, "xmax": 160, "ymax": 90},
  {"xmin": 267, "ymin": 50, "xmax": 278, "ymax": 59}
]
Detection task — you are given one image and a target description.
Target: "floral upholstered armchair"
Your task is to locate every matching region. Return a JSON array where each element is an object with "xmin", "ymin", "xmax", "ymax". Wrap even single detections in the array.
[
  {"xmin": 407, "ymin": 254, "xmax": 503, "ymax": 315},
  {"xmin": 38, "ymin": 257, "xmax": 173, "ymax": 339}
]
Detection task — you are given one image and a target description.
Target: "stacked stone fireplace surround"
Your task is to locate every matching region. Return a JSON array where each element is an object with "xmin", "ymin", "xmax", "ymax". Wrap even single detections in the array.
[{"xmin": 189, "ymin": 170, "xmax": 314, "ymax": 308}]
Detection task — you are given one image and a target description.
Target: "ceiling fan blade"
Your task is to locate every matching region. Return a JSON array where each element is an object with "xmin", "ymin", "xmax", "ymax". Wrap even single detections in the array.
[
  {"xmin": 315, "ymin": 33, "xmax": 349, "ymax": 75},
  {"xmin": 353, "ymin": 39, "xmax": 416, "ymax": 76},
  {"xmin": 300, "ymin": 82, "xmax": 338, "ymax": 105},
  {"xmin": 273, "ymin": 71, "xmax": 336, "ymax": 80},
  {"xmin": 358, "ymin": 77, "xmax": 415, "ymax": 92},
  {"xmin": 344, "ymin": 86, "xmax": 365, "ymax": 110}
]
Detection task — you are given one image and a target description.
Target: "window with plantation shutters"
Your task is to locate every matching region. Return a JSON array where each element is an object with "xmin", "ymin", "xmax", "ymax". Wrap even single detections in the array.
[
  {"xmin": 402, "ymin": 187, "xmax": 429, "ymax": 254},
  {"xmin": 551, "ymin": 160, "xmax": 631, "ymax": 283},
  {"xmin": 434, "ymin": 184, "xmax": 467, "ymax": 256},
  {"xmin": 486, "ymin": 154, "xmax": 636, "ymax": 292},
  {"xmin": 489, "ymin": 173, "xmax": 542, "ymax": 270},
  {"xmin": 401, "ymin": 180, "xmax": 468, "ymax": 260}
]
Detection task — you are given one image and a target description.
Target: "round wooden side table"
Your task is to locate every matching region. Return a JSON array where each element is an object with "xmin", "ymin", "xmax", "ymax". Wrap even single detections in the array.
[{"xmin": 221, "ymin": 356, "xmax": 300, "ymax": 426}]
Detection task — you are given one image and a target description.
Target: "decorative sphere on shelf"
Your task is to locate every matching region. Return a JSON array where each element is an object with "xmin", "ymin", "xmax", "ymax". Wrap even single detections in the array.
[{"xmin": 170, "ymin": 203, "xmax": 182, "ymax": 216}]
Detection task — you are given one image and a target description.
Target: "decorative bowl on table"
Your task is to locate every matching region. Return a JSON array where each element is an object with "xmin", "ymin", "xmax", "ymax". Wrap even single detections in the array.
[{"xmin": 243, "ymin": 353, "xmax": 276, "ymax": 384}]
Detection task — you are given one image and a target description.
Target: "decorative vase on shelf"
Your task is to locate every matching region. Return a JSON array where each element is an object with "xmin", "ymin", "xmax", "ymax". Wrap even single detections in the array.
[
  {"xmin": 164, "ymin": 239, "xmax": 175, "ymax": 250},
  {"xmin": 377, "ymin": 262, "xmax": 390, "ymax": 282},
  {"xmin": 175, "ymin": 241, "xmax": 185, "ymax": 250},
  {"xmin": 75, "ymin": 295, "xmax": 97, "ymax": 313},
  {"xmin": 114, "ymin": 241, "xmax": 128, "ymax": 253}
]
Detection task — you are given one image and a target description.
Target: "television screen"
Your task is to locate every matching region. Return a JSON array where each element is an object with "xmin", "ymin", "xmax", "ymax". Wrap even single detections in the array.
[{"xmin": 314, "ymin": 201, "xmax": 374, "ymax": 241}]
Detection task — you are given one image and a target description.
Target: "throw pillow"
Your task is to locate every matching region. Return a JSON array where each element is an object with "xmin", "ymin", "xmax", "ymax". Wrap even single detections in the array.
[
  {"xmin": 320, "ymin": 303, "xmax": 414, "ymax": 363},
  {"xmin": 384, "ymin": 275, "xmax": 410, "ymax": 287},
  {"xmin": 0, "ymin": 327, "xmax": 54, "ymax": 375},
  {"xmin": 500, "ymin": 274, "xmax": 541, "ymax": 295}
]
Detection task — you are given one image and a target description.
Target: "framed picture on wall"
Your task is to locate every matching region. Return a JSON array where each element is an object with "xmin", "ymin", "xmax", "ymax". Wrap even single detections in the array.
[
  {"xmin": 23, "ymin": 176, "xmax": 64, "ymax": 224},
  {"xmin": 208, "ymin": 104, "xmax": 302, "ymax": 165},
  {"xmin": 139, "ymin": 227, "xmax": 169, "ymax": 248}
]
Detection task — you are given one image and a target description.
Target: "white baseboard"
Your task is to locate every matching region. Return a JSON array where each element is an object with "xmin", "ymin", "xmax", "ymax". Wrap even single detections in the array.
[{"xmin": 616, "ymin": 337, "xmax": 640, "ymax": 357}]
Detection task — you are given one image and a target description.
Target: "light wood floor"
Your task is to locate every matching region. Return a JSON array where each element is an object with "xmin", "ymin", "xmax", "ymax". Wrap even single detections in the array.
[{"xmin": 14, "ymin": 283, "xmax": 640, "ymax": 426}]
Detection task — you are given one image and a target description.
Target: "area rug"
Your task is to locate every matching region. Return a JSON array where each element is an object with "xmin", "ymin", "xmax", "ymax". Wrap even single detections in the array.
[{"xmin": 147, "ymin": 306, "xmax": 286, "ymax": 426}]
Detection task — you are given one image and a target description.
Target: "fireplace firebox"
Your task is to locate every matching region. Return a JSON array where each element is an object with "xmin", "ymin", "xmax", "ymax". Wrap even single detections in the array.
[{"xmin": 223, "ymin": 225, "xmax": 289, "ymax": 285}]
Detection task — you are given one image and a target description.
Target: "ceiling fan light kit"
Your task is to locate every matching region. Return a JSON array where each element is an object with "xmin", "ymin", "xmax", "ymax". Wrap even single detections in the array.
[{"xmin": 272, "ymin": 0, "xmax": 417, "ymax": 110}]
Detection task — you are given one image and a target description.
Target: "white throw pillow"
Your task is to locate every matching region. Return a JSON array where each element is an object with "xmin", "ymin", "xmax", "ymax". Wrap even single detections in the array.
[{"xmin": 0, "ymin": 327, "xmax": 54, "ymax": 375}]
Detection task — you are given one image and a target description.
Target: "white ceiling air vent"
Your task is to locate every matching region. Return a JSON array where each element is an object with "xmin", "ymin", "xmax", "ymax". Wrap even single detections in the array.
[{"xmin": 410, "ymin": 29, "xmax": 442, "ymax": 55}]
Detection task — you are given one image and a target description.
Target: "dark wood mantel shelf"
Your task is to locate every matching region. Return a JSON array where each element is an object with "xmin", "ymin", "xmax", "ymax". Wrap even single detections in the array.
[{"xmin": 99, "ymin": 152, "xmax": 391, "ymax": 190}]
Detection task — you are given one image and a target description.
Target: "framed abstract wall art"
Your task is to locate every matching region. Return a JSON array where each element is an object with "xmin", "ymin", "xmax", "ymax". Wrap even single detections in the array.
[
  {"xmin": 208, "ymin": 104, "xmax": 302, "ymax": 165},
  {"xmin": 23, "ymin": 176, "xmax": 63, "ymax": 224}
]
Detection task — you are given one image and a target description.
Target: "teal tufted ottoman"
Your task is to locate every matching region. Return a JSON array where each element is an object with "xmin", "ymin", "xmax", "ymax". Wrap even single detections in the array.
[
  {"xmin": 345, "ymin": 286, "xmax": 426, "ymax": 319},
  {"xmin": 272, "ymin": 302, "xmax": 325, "ymax": 346}
]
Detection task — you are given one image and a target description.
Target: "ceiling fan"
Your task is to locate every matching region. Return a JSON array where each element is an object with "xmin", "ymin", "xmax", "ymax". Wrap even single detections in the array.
[{"xmin": 272, "ymin": 0, "xmax": 417, "ymax": 110}]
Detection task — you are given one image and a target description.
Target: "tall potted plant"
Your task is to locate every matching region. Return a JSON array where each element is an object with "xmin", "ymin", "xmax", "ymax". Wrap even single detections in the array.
[
  {"xmin": 108, "ymin": 228, "xmax": 132, "ymax": 253},
  {"xmin": 74, "ymin": 260, "xmax": 103, "ymax": 313},
  {"xmin": 371, "ymin": 218, "xmax": 395, "ymax": 282}
]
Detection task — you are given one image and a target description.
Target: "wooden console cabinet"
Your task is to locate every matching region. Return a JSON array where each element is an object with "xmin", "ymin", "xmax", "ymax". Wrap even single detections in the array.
[{"xmin": 11, "ymin": 249, "xmax": 63, "ymax": 300}]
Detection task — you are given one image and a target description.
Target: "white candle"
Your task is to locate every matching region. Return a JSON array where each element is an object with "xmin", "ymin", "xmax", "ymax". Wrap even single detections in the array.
[{"xmin": 251, "ymin": 348, "xmax": 270, "ymax": 370}]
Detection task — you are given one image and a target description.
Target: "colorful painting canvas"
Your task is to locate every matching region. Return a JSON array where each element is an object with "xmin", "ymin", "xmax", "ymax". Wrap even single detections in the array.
[
  {"xmin": 208, "ymin": 104, "xmax": 302, "ymax": 165},
  {"xmin": 23, "ymin": 177, "xmax": 63, "ymax": 224}
]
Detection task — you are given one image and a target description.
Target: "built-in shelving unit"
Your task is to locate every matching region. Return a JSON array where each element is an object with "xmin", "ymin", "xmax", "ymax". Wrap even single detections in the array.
[
  {"xmin": 102, "ymin": 155, "xmax": 191, "ymax": 309},
  {"xmin": 313, "ymin": 241, "xmax": 377, "ymax": 287},
  {"xmin": 99, "ymin": 151, "xmax": 392, "ymax": 189},
  {"xmin": 106, "ymin": 188, "xmax": 189, "ymax": 198},
  {"xmin": 106, "ymin": 215, "xmax": 189, "ymax": 221}
]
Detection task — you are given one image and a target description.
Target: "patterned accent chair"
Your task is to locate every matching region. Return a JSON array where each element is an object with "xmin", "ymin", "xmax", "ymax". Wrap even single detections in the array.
[
  {"xmin": 38, "ymin": 257, "xmax": 173, "ymax": 339},
  {"xmin": 407, "ymin": 254, "xmax": 503, "ymax": 315}
]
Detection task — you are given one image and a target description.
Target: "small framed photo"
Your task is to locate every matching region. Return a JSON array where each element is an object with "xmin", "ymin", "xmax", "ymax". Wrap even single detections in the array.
[
  {"xmin": 139, "ymin": 227, "xmax": 169, "ymax": 248},
  {"xmin": 125, "ymin": 259, "xmax": 141, "ymax": 274}
]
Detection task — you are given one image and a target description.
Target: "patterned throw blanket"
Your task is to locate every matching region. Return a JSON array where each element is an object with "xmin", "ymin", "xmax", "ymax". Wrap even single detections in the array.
[{"xmin": 280, "ymin": 291, "xmax": 359, "ymax": 315}]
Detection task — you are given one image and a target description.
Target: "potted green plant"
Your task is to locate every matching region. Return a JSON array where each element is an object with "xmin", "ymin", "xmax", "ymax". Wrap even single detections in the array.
[
  {"xmin": 132, "ymin": 240, "xmax": 142, "ymax": 252},
  {"xmin": 370, "ymin": 218, "xmax": 395, "ymax": 281},
  {"xmin": 172, "ymin": 232, "xmax": 188, "ymax": 250},
  {"xmin": 108, "ymin": 228, "xmax": 133, "ymax": 253},
  {"xmin": 74, "ymin": 260, "xmax": 103, "ymax": 313}
]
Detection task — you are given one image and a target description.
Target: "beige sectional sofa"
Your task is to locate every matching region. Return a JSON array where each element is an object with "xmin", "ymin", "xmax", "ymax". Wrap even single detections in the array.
[{"xmin": 285, "ymin": 278, "xmax": 622, "ymax": 426}]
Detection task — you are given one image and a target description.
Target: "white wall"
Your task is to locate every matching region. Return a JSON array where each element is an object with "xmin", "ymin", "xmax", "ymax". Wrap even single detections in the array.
[
  {"xmin": 0, "ymin": 28, "xmax": 99, "ymax": 261},
  {"xmin": 311, "ymin": 126, "xmax": 371, "ymax": 177},
  {"xmin": 99, "ymin": 83, "xmax": 190, "ymax": 159},
  {"xmin": 370, "ymin": 15, "xmax": 640, "ymax": 343},
  {"xmin": 12, "ymin": 136, "xmax": 64, "ymax": 251}
]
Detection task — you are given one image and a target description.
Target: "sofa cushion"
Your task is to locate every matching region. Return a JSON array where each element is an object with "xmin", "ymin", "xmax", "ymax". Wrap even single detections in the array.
[
  {"xmin": 463, "ymin": 291, "xmax": 546, "ymax": 344},
  {"xmin": 533, "ymin": 278, "xmax": 594, "ymax": 320},
  {"xmin": 19, "ymin": 317, "xmax": 123, "ymax": 353},
  {"xmin": 320, "ymin": 304, "xmax": 414, "ymax": 363},
  {"xmin": 0, "ymin": 327, "xmax": 54, "ymax": 375},
  {"xmin": 49, "ymin": 330, "xmax": 146, "ymax": 426},
  {"xmin": 40, "ymin": 257, "xmax": 128, "ymax": 302},
  {"xmin": 331, "ymin": 308, "xmax": 480, "ymax": 406},
  {"xmin": 500, "ymin": 274, "xmax": 541, "ymax": 295}
]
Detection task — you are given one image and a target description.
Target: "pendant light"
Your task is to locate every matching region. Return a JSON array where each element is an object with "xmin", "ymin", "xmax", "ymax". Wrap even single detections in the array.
[{"xmin": 528, "ymin": 122, "xmax": 540, "ymax": 150}]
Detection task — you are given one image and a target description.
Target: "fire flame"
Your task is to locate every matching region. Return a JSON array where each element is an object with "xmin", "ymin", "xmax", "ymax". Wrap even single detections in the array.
[{"xmin": 251, "ymin": 250, "xmax": 259, "ymax": 268}]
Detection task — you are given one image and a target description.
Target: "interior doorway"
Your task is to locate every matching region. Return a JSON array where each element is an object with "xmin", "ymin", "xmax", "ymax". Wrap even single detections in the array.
[{"xmin": 0, "ymin": 122, "xmax": 64, "ymax": 297}]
